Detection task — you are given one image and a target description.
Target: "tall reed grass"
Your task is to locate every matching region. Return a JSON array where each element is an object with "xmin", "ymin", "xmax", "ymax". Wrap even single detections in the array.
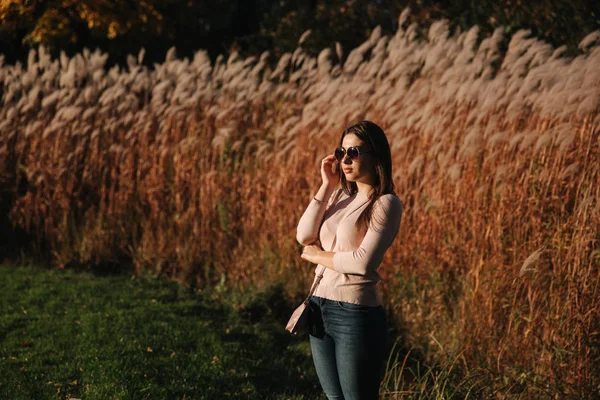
[{"xmin": 1, "ymin": 8, "xmax": 599, "ymax": 397}]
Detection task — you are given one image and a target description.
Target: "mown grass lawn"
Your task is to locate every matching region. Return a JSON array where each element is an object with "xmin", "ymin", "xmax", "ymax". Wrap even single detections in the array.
[{"xmin": 0, "ymin": 264, "xmax": 322, "ymax": 399}]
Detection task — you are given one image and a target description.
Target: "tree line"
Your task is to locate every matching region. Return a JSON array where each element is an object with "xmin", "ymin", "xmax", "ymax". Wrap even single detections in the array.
[{"xmin": 1, "ymin": 0, "xmax": 599, "ymax": 67}]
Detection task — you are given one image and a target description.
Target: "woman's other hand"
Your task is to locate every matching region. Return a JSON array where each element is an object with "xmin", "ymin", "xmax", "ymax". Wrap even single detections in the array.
[
  {"xmin": 321, "ymin": 154, "xmax": 340, "ymax": 188},
  {"xmin": 301, "ymin": 244, "xmax": 322, "ymax": 264}
]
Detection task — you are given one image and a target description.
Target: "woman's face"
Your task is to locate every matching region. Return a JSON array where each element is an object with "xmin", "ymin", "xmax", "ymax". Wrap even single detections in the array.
[{"xmin": 339, "ymin": 133, "xmax": 376, "ymax": 184}]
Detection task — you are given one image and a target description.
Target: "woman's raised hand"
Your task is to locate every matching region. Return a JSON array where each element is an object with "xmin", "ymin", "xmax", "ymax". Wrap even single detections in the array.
[{"xmin": 321, "ymin": 154, "xmax": 340, "ymax": 188}]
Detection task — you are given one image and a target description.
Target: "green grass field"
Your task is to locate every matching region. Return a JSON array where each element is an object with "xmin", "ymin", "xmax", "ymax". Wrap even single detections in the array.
[{"xmin": 0, "ymin": 264, "xmax": 322, "ymax": 399}]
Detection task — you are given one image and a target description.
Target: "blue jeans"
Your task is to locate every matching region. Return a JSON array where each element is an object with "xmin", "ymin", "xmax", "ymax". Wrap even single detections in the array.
[{"xmin": 308, "ymin": 296, "xmax": 387, "ymax": 400}]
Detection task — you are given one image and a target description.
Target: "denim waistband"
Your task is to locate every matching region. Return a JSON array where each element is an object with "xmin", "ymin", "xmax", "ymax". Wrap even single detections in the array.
[{"xmin": 311, "ymin": 295, "xmax": 382, "ymax": 309}]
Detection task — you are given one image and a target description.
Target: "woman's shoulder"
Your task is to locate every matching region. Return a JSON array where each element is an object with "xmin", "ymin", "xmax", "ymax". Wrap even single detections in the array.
[
  {"xmin": 376, "ymin": 192, "xmax": 401, "ymax": 203},
  {"xmin": 374, "ymin": 193, "xmax": 403, "ymax": 213}
]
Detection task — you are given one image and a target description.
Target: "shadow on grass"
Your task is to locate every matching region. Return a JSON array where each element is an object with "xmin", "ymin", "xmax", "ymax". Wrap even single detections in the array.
[
  {"xmin": 221, "ymin": 329, "xmax": 321, "ymax": 398},
  {"xmin": 206, "ymin": 283, "xmax": 322, "ymax": 398}
]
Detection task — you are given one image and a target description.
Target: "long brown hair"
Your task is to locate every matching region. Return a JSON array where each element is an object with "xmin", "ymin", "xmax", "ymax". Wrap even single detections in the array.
[{"xmin": 338, "ymin": 120, "xmax": 397, "ymax": 233}]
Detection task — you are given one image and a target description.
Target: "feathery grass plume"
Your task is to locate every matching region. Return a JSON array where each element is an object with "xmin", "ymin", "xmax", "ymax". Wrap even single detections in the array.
[
  {"xmin": 460, "ymin": 126, "xmax": 483, "ymax": 158},
  {"xmin": 505, "ymin": 132, "xmax": 525, "ymax": 152},
  {"xmin": 579, "ymin": 31, "xmax": 600, "ymax": 51},
  {"xmin": 501, "ymin": 29, "xmax": 532, "ymax": 72},
  {"xmin": 136, "ymin": 47, "xmax": 146, "ymax": 66},
  {"xmin": 423, "ymin": 22, "xmax": 452, "ymax": 77},
  {"xmin": 494, "ymin": 165, "xmax": 508, "ymax": 182},
  {"xmin": 576, "ymin": 93, "xmax": 599, "ymax": 115},
  {"xmin": 24, "ymin": 120, "xmax": 43, "ymax": 138},
  {"xmin": 165, "ymin": 47, "xmax": 177, "ymax": 62},
  {"xmin": 298, "ymin": 29, "xmax": 312, "ymax": 46},
  {"xmin": 529, "ymin": 42, "xmax": 554, "ymax": 71},
  {"xmin": 428, "ymin": 141, "xmax": 444, "ymax": 158},
  {"xmin": 448, "ymin": 163, "xmax": 462, "ymax": 182},
  {"xmin": 520, "ymin": 246, "xmax": 546, "ymax": 277},
  {"xmin": 363, "ymin": 36, "xmax": 388, "ymax": 79},
  {"xmin": 270, "ymin": 52, "xmax": 292, "ymax": 81},
  {"xmin": 408, "ymin": 155, "xmax": 424, "ymax": 177},
  {"xmin": 534, "ymin": 132, "xmax": 554, "ymax": 152},
  {"xmin": 211, "ymin": 127, "xmax": 232, "ymax": 152},
  {"xmin": 5, "ymin": 106, "xmax": 17, "ymax": 120},
  {"xmin": 22, "ymin": 84, "xmax": 41, "ymax": 113},
  {"xmin": 519, "ymin": 130, "xmax": 539, "ymax": 150},
  {"xmin": 475, "ymin": 183, "xmax": 489, "ymax": 199},
  {"xmin": 343, "ymin": 35, "xmax": 376, "ymax": 75},
  {"xmin": 455, "ymin": 25, "xmax": 479, "ymax": 68},
  {"xmin": 554, "ymin": 123, "xmax": 576, "ymax": 155},
  {"xmin": 549, "ymin": 45, "xmax": 568, "ymax": 61},
  {"xmin": 57, "ymin": 106, "xmax": 81, "ymax": 122},
  {"xmin": 487, "ymin": 131, "xmax": 508, "ymax": 148},
  {"xmin": 126, "ymin": 54, "xmax": 138, "ymax": 73},
  {"xmin": 397, "ymin": 7, "xmax": 411, "ymax": 31},
  {"xmin": 335, "ymin": 42, "xmax": 343, "ymax": 63},
  {"xmin": 482, "ymin": 151, "xmax": 498, "ymax": 169},
  {"xmin": 561, "ymin": 162, "xmax": 581, "ymax": 180},
  {"xmin": 249, "ymin": 51, "xmax": 270, "ymax": 81}
]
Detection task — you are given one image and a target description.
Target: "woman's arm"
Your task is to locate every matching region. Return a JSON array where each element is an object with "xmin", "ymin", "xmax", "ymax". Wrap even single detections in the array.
[
  {"xmin": 301, "ymin": 246, "xmax": 336, "ymax": 270},
  {"xmin": 332, "ymin": 195, "xmax": 402, "ymax": 276},
  {"xmin": 296, "ymin": 184, "xmax": 339, "ymax": 245}
]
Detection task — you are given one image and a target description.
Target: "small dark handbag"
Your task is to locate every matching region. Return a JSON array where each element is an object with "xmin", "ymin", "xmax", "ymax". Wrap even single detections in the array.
[{"xmin": 285, "ymin": 266, "xmax": 325, "ymax": 335}]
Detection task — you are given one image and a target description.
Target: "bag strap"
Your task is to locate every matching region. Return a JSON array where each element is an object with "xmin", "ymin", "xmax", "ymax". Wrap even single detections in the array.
[{"xmin": 303, "ymin": 266, "xmax": 326, "ymax": 304}]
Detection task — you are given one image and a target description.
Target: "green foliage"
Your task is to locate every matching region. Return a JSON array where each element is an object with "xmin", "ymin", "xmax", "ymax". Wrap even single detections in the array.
[{"xmin": 0, "ymin": 0, "xmax": 241, "ymax": 66}]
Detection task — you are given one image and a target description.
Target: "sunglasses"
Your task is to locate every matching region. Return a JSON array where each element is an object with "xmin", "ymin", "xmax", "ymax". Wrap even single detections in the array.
[{"xmin": 334, "ymin": 146, "xmax": 372, "ymax": 161}]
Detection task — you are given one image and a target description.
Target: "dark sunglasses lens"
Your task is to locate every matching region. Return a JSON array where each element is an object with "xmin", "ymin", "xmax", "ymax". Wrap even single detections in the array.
[
  {"xmin": 347, "ymin": 147, "xmax": 359, "ymax": 160},
  {"xmin": 334, "ymin": 148, "xmax": 345, "ymax": 160}
]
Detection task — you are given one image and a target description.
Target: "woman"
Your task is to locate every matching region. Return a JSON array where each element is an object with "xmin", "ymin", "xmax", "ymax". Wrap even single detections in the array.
[{"xmin": 296, "ymin": 120, "xmax": 403, "ymax": 400}]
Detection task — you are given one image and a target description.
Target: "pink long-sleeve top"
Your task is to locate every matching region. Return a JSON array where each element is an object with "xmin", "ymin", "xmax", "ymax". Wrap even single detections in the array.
[{"xmin": 296, "ymin": 188, "xmax": 403, "ymax": 306}]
